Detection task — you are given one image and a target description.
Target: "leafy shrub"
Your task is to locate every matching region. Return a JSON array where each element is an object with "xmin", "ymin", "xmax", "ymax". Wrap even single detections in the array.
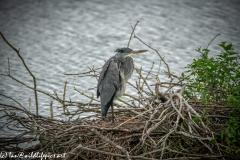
[{"xmin": 182, "ymin": 41, "xmax": 240, "ymax": 151}]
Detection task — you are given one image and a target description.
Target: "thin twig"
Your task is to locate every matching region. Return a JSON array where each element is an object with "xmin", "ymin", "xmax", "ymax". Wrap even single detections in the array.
[
  {"xmin": 0, "ymin": 32, "xmax": 39, "ymax": 116},
  {"xmin": 91, "ymin": 128, "xmax": 131, "ymax": 160},
  {"xmin": 127, "ymin": 21, "xmax": 139, "ymax": 48},
  {"xmin": 206, "ymin": 33, "xmax": 221, "ymax": 49}
]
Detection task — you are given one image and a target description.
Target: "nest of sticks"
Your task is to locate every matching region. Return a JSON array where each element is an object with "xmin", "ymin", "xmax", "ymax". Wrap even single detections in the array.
[{"xmin": 1, "ymin": 83, "xmax": 236, "ymax": 160}]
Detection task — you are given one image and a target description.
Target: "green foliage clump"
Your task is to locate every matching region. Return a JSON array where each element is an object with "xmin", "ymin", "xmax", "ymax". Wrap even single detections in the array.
[{"xmin": 182, "ymin": 41, "xmax": 240, "ymax": 151}]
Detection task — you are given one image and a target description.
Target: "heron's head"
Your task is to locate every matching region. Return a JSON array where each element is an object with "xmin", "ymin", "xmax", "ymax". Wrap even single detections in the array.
[{"xmin": 115, "ymin": 47, "xmax": 147, "ymax": 57}]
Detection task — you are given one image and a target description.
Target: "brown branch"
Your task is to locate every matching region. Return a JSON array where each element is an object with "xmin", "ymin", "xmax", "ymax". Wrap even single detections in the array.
[
  {"xmin": 207, "ymin": 33, "xmax": 221, "ymax": 49},
  {"xmin": 127, "ymin": 21, "xmax": 139, "ymax": 48},
  {"xmin": 91, "ymin": 128, "xmax": 131, "ymax": 160},
  {"xmin": 1, "ymin": 73, "xmax": 59, "ymax": 102},
  {"xmin": 0, "ymin": 32, "xmax": 39, "ymax": 116},
  {"xmin": 66, "ymin": 143, "xmax": 160, "ymax": 160},
  {"xmin": 132, "ymin": 33, "xmax": 172, "ymax": 78}
]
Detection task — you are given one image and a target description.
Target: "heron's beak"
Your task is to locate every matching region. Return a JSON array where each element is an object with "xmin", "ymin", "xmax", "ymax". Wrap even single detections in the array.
[{"xmin": 131, "ymin": 50, "xmax": 148, "ymax": 55}]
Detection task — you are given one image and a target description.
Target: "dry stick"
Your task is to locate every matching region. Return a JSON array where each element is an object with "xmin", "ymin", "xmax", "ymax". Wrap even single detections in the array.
[
  {"xmin": 0, "ymin": 32, "xmax": 39, "ymax": 116},
  {"xmin": 199, "ymin": 139, "xmax": 213, "ymax": 153},
  {"xmin": 77, "ymin": 66, "xmax": 100, "ymax": 78},
  {"xmin": 74, "ymin": 87, "xmax": 100, "ymax": 102},
  {"xmin": 66, "ymin": 143, "xmax": 159, "ymax": 160},
  {"xmin": 127, "ymin": 81, "xmax": 146, "ymax": 109},
  {"xmin": 136, "ymin": 69, "xmax": 154, "ymax": 98},
  {"xmin": 1, "ymin": 73, "xmax": 60, "ymax": 102},
  {"xmin": 62, "ymin": 81, "xmax": 67, "ymax": 114},
  {"xmin": 50, "ymin": 101, "xmax": 53, "ymax": 119},
  {"xmin": 127, "ymin": 21, "xmax": 139, "ymax": 48},
  {"xmin": 179, "ymin": 83, "xmax": 186, "ymax": 95},
  {"xmin": 0, "ymin": 103, "xmax": 34, "ymax": 118},
  {"xmin": 0, "ymin": 93, "xmax": 24, "ymax": 109},
  {"xmin": 133, "ymin": 79, "xmax": 153, "ymax": 110},
  {"xmin": 28, "ymin": 97, "xmax": 32, "ymax": 113},
  {"xmin": 117, "ymin": 98, "xmax": 135, "ymax": 108},
  {"xmin": 206, "ymin": 33, "xmax": 221, "ymax": 49},
  {"xmin": 155, "ymin": 129, "xmax": 174, "ymax": 147},
  {"xmin": 169, "ymin": 91, "xmax": 185, "ymax": 120},
  {"xmin": 142, "ymin": 114, "xmax": 169, "ymax": 146},
  {"xmin": 64, "ymin": 66, "xmax": 101, "ymax": 76},
  {"xmin": 186, "ymin": 106, "xmax": 193, "ymax": 134},
  {"xmin": 1, "ymin": 71, "xmax": 86, "ymax": 111},
  {"xmin": 86, "ymin": 93, "xmax": 95, "ymax": 109},
  {"xmin": 166, "ymin": 148, "xmax": 223, "ymax": 159},
  {"xmin": 7, "ymin": 57, "xmax": 10, "ymax": 74},
  {"xmin": 172, "ymin": 93, "xmax": 183, "ymax": 129},
  {"xmin": 211, "ymin": 131, "xmax": 225, "ymax": 160},
  {"xmin": 129, "ymin": 109, "xmax": 149, "ymax": 120},
  {"xmin": 133, "ymin": 34, "xmax": 172, "ymax": 78},
  {"xmin": 141, "ymin": 102, "xmax": 166, "ymax": 137},
  {"xmin": 153, "ymin": 82, "xmax": 225, "ymax": 94},
  {"xmin": 91, "ymin": 128, "xmax": 132, "ymax": 160},
  {"xmin": 113, "ymin": 108, "xmax": 153, "ymax": 129},
  {"xmin": 152, "ymin": 82, "xmax": 186, "ymax": 87},
  {"xmin": 59, "ymin": 124, "xmax": 131, "ymax": 133},
  {"xmin": 141, "ymin": 108, "xmax": 159, "ymax": 145},
  {"xmin": 154, "ymin": 129, "xmax": 174, "ymax": 160},
  {"xmin": 183, "ymin": 99, "xmax": 209, "ymax": 131},
  {"xmin": 164, "ymin": 157, "xmax": 201, "ymax": 160},
  {"xmin": 144, "ymin": 68, "xmax": 155, "ymax": 95},
  {"xmin": 140, "ymin": 148, "xmax": 165, "ymax": 157},
  {"xmin": 123, "ymin": 93, "xmax": 139, "ymax": 101},
  {"xmin": 136, "ymin": 63, "xmax": 155, "ymax": 96},
  {"xmin": 136, "ymin": 82, "xmax": 153, "ymax": 110},
  {"xmin": 176, "ymin": 131, "xmax": 211, "ymax": 140}
]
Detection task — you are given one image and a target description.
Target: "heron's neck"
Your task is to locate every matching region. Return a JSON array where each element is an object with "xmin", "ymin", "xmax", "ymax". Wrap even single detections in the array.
[{"xmin": 119, "ymin": 56, "xmax": 134, "ymax": 80}]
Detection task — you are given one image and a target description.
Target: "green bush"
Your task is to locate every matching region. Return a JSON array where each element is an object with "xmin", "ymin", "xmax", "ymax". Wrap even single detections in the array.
[{"xmin": 182, "ymin": 41, "xmax": 240, "ymax": 151}]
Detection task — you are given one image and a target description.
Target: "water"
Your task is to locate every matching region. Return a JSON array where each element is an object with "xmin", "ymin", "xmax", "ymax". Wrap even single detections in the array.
[{"xmin": 0, "ymin": 0, "xmax": 240, "ymax": 137}]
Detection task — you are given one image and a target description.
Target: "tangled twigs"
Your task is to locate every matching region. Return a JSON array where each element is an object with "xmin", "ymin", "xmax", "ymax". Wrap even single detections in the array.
[
  {"xmin": 0, "ymin": 84, "xmax": 234, "ymax": 159},
  {"xmin": 1, "ymin": 92, "xmax": 229, "ymax": 159},
  {"xmin": 155, "ymin": 83, "xmax": 168, "ymax": 103}
]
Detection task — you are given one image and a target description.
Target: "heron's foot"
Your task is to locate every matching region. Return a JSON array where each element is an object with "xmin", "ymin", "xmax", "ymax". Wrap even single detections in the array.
[
  {"xmin": 111, "ymin": 114, "xmax": 115, "ymax": 126},
  {"xmin": 111, "ymin": 116, "xmax": 115, "ymax": 125},
  {"xmin": 111, "ymin": 120, "xmax": 118, "ymax": 126}
]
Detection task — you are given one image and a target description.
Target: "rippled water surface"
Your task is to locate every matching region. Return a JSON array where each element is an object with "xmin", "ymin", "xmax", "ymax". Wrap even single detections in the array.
[{"xmin": 1, "ymin": 0, "xmax": 240, "ymax": 136}]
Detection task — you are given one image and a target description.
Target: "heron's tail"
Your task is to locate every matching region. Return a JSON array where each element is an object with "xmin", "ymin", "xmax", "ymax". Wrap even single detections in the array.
[{"xmin": 101, "ymin": 95, "xmax": 115, "ymax": 118}]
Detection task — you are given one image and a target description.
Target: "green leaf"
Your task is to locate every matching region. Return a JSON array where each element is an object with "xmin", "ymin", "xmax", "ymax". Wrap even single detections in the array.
[
  {"xmin": 181, "ymin": 72, "xmax": 184, "ymax": 78},
  {"xmin": 224, "ymin": 43, "xmax": 233, "ymax": 51}
]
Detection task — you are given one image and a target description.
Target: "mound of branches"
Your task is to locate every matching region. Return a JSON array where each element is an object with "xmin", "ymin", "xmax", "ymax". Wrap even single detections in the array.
[
  {"xmin": 1, "ymin": 84, "xmax": 234, "ymax": 159},
  {"xmin": 0, "ymin": 23, "xmax": 238, "ymax": 160}
]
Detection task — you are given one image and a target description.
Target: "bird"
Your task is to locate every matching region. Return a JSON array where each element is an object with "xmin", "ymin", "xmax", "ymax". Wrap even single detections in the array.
[{"xmin": 97, "ymin": 47, "xmax": 147, "ymax": 124}]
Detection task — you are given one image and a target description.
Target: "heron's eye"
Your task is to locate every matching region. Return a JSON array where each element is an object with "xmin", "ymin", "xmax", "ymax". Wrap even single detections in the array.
[{"xmin": 115, "ymin": 48, "xmax": 124, "ymax": 53}]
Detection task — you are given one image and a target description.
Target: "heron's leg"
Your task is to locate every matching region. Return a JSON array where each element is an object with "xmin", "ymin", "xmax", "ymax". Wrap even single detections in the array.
[{"xmin": 111, "ymin": 103, "xmax": 115, "ymax": 125}]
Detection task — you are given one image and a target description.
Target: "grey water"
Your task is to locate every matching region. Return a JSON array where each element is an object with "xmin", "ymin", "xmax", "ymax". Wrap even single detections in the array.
[{"xmin": 0, "ymin": 0, "xmax": 240, "ymax": 138}]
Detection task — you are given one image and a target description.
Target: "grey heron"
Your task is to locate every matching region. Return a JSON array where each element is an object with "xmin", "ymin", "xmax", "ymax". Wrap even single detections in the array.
[{"xmin": 97, "ymin": 47, "xmax": 147, "ymax": 124}]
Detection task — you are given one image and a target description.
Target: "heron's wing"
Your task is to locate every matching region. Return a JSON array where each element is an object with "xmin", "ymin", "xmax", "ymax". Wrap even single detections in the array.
[
  {"xmin": 97, "ymin": 56, "xmax": 113, "ymax": 98},
  {"xmin": 97, "ymin": 57, "xmax": 121, "ymax": 106}
]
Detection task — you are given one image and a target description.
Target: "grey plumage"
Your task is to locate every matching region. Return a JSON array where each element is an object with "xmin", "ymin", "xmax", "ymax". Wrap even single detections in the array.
[{"xmin": 97, "ymin": 47, "xmax": 147, "ymax": 124}]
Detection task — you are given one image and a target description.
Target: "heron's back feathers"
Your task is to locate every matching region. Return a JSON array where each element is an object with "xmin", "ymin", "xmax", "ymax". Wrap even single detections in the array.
[{"xmin": 97, "ymin": 57, "xmax": 121, "ymax": 117}]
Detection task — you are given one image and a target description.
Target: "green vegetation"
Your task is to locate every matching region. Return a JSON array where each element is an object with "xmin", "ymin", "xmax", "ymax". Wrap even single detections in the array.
[{"xmin": 182, "ymin": 41, "xmax": 240, "ymax": 153}]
